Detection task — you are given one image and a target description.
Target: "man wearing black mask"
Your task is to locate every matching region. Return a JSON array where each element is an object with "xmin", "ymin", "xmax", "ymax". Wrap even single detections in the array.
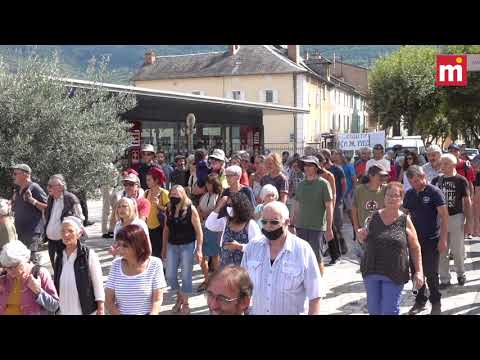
[{"xmin": 241, "ymin": 201, "xmax": 323, "ymax": 315}]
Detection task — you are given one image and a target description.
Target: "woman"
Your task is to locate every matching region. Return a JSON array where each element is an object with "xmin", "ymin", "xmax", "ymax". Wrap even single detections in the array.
[
  {"xmin": 254, "ymin": 184, "xmax": 279, "ymax": 228},
  {"xmin": 261, "ymin": 153, "xmax": 289, "ymax": 204},
  {"xmin": 145, "ymin": 167, "xmax": 170, "ymax": 259},
  {"xmin": 197, "ymin": 174, "xmax": 223, "ymax": 292},
  {"xmin": 399, "ymin": 151, "xmax": 419, "ymax": 192},
  {"xmin": 287, "ymin": 157, "xmax": 305, "ymax": 210},
  {"xmin": 53, "ymin": 217, "xmax": 105, "ymax": 315},
  {"xmin": 105, "ymin": 224, "xmax": 167, "ymax": 315},
  {"xmin": 0, "ymin": 199, "xmax": 17, "ymax": 251},
  {"xmin": 0, "ymin": 240, "xmax": 59, "ymax": 315},
  {"xmin": 250, "ymin": 155, "xmax": 268, "ymax": 204},
  {"xmin": 162, "ymin": 185, "xmax": 203, "ymax": 315},
  {"xmin": 111, "ymin": 197, "xmax": 150, "ymax": 255},
  {"xmin": 358, "ymin": 182, "xmax": 424, "ymax": 315},
  {"xmin": 206, "ymin": 192, "xmax": 261, "ymax": 267}
]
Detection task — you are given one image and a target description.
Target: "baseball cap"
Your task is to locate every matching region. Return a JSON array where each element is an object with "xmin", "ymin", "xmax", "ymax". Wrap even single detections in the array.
[
  {"xmin": 209, "ymin": 149, "xmax": 226, "ymax": 162},
  {"xmin": 373, "ymin": 144, "xmax": 384, "ymax": 151},
  {"xmin": 368, "ymin": 165, "xmax": 388, "ymax": 177},
  {"xmin": 141, "ymin": 144, "xmax": 155, "ymax": 153},
  {"xmin": 122, "ymin": 173, "xmax": 140, "ymax": 185},
  {"xmin": 448, "ymin": 143, "xmax": 460, "ymax": 151},
  {"xmin": 300, "ymin": 155, "xmax": 320, "ymax": 168},
  {"xmin": 12, "ymin": 164, "xmax": 32, "ymax": 174}
]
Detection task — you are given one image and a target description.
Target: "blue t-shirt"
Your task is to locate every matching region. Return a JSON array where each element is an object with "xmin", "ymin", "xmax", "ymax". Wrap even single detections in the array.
[
  {"xmin": 403, "ymin": 184, "xmax": 445, "ymax": 241},
  {"xmin": 328, "ymin": 164, "xmax": 345, "ymax": 200},
  {"xmin": 342, "ymin": 163, "xmax": 355, "ymax": 193}
]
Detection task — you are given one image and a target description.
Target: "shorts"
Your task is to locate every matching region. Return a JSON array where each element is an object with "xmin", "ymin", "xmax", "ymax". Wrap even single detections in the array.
[
  {"xmin": 296, "ymin": 228, "xmax": 326, "ymax": 263},
  {"xmin": 343, "ymin": 191, "xmax": 353, "ymax": 210},
  {"xmin": 202, "ymin": 227, "xmax": 221, "ymax": 257}
]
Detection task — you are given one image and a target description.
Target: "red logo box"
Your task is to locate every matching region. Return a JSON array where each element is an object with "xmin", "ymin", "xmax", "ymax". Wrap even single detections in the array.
[{"xmin": 436, "ymin": 55, "xmax": 468, "ymax": 87}]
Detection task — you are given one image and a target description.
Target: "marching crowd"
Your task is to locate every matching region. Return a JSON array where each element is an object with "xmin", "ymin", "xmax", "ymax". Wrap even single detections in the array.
[{"xmin": 1, "ymin": 141, "xmax": 479, "ymax": 315}]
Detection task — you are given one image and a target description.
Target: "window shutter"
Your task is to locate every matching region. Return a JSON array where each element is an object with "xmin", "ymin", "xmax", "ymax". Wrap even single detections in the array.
[
  {"xmin": 273, "ymin": 90, "xmax": 279, "ymax": 104},
  {"xmin": 240, "ymin": 90, "xmax": 246, "ymax": 101},
  {"xmin": 226, "ymin": 91, "xmax": 232, "ymax": 99},
  {"xmin": 259, "ymin": 90, "xmax": 265, "ymax": 102}
]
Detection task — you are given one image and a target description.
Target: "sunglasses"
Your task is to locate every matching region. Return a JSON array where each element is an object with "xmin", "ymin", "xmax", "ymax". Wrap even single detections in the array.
[{"xmin": 261, "ymin": 219, "xmax": 282, "ymax": 226}]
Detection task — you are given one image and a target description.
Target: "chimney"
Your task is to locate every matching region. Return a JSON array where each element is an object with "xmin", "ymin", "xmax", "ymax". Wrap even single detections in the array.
[
  {"xmin": 287, "ymin": 45, "xmax": 300, "ymax": 64},
  {"xmin": 228, "ymin": 45, "xmax": 240, "ymax": 56},
  {"xmin": 144, "ymin": 50, "xmax": 156, "ymax": 65}
]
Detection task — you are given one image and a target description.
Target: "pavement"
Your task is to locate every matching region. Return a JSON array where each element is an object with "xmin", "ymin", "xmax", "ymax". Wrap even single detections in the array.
[{"xmin": 37, "ymin": 199, "xmax": 480, "ymax": 315}]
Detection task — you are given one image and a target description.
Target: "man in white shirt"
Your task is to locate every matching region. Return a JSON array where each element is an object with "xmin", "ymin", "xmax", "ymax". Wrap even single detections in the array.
[
  {"xmin": 241, "ymin": 201, "xmax": 323, "ymax": 315},
  {"xmin": 365, "ymin": 144, "xmax": 391, "ymax": 174},
  {"xmin": 422, "ymin": 145, "xmax": 443, "ymax": 183},
  {"xmin": 44, "ymin": 174, "xmax": 84, "ymax": 269}
]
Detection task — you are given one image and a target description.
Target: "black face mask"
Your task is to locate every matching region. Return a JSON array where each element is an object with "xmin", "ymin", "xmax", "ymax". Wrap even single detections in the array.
[
  {"xmin": 170, "ymin": 197, "xmax": 181, "ymax": 206},
  {"xmin": 262, "ymin": 227, "xmax": 284, "ymax": 241}
]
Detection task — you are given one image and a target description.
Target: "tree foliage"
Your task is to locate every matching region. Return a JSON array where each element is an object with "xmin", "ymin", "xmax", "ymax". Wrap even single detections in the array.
[{"xmin": 0, "ymin": 51, "xmax": 137, "ymax": 198}]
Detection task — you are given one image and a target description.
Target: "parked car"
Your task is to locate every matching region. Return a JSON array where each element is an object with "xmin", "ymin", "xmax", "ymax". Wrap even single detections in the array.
[{"xmin": 463, "ymin": 148, "xmax": 479, "ymax": 161}]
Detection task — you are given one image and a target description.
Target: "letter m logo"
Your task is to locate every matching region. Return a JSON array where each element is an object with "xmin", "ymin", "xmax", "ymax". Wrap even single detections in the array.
[{"xmin": 436, "ymin": 55, "xmax": 468, "ymax": 87}]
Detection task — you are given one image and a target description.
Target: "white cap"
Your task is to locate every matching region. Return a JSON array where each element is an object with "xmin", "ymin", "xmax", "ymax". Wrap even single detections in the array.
[{"xmin": 209, "ymin": 149, "xmax": 226, "ymax": 162}]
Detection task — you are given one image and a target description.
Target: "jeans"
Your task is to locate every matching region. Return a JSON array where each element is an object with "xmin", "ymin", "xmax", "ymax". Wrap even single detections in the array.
[
  {"xmin": 409, "ymin": 238, "xmax": 441, "ymax": 305},
  {"xmin": 166, "ymin": 242, "xmax": 195, "ymax": 295},
  {"xmin": 47, "ymin": 238, "xmax": 64, "ymax": 273},
  {"xmin": 364, "ymin": 274, "xmax": 404, "ymax": 315}
]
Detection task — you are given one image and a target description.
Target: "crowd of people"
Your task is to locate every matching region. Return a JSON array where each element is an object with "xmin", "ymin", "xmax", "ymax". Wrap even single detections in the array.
[{"xmin": 0, "ymin": 140, "xmax": 479, "ymax": 315}]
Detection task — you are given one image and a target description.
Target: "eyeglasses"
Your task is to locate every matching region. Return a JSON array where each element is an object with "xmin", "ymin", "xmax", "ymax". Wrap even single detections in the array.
[
  {"xmin": 385, "ymin": 193, "xmax": 402, "ymax": 199},
  {"xmin": 204, "ymin": 290, "xmax": 240, "ymax": 305},
  {"xmin": 261, "ymin": 219, "xmax": 281, "ymax": 226},
  {"xmin": 225, "ymin": 174, "xmax": 238, "ymax": 178}
]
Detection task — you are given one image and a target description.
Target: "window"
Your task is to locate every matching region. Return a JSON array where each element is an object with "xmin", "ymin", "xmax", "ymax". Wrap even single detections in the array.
[
  {"xmin": 232, "ymin": 91, "xmax": 242, "ymax": 100},
  {"xmin": 265, "ymin": 90, "xmax": 274, "ymax": 103}
]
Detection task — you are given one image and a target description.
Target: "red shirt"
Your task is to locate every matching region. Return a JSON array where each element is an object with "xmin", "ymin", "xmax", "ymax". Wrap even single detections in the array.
[
  {"xmin": 456, "ymin": 159, "xmax": 475, "ymax": 183},
  {"xmin": 240, "ymin": 171, "xmax": 250, "ymax": 187},
  {"xmin": 355, "ymin": 160, "xmax": 367, "ymax": 178},
  {"xmin": 136, "ymin": 197, "xmax": 151, "ymax": 219}
]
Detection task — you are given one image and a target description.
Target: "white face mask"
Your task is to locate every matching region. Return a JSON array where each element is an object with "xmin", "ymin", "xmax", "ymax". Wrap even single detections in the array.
[{"xmin": 226, "ymin": 206, "xmax": 234, "ymax": 217}]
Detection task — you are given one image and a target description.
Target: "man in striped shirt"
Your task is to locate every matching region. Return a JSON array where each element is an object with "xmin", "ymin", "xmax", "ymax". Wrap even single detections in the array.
[{"xmin": 241, "ymin": 201, "xmax": 323, "ymax": 315}]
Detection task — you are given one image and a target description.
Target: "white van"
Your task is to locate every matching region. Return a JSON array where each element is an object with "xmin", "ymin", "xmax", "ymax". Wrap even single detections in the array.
[{"xmin": 386, "ymin": 136, "xmax": 426, "ymax": 165}]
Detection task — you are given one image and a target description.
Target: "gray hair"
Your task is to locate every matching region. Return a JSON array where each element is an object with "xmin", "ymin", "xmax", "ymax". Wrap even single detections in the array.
[
  {"xmin": 406, "ymin": 165, "xmax": 425, "ymax": 179},
  {"xmin": 0, "ymin": 240, "xmax": 30, "ymax": 267},
  {"xmin": 441, "ymin": 153, "xmax": 458, "ymax": 165},
  {"xmin": 225, "ymin": 165, "xmax": 242, "ymax": 177},
  {"xmin": 262, "ymin": 201, "xmax": 290, "ymax": 222},
  {"xmin": 426, "ymin": 144, "xmax": 442, "ymax": 155},
  {"xmin": 0, "ymin": 198, "xmax": 12, "ymax": 217},
  {"xmin": 49, "ymin": 174, "xmax": 67, "ymax": 190},
  {"xmin": 259, "ymin": 184, "xmax": 279, "ymax": 202}
]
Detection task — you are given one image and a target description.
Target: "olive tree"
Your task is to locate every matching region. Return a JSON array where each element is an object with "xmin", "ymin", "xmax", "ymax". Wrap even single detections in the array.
[{"xmin": 0, "ymin": 52, "xmax": 137, "ymax": 198}]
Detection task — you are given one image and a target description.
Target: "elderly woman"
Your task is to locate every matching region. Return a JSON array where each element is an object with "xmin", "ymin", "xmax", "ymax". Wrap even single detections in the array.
[
  {"xmin": 358, "ymin": 181, "xmax": 424, "ymax": 315},
  {"xmin": 254, "ymin": 184, "xmax": 279, "ymax": 228},
  {"xmin": 105, "ymin": 224, "xmax": 167, "ymax": 315},
  {"xmin": 111, "ymin": 197, "xmax": 150, "ymax": 256},
  {"xmin": 53, "ymin": 217, "xmax": 105, "ymax": 315},
  {"xmin": 162, "ymin": 185, "xmax": 203, "ymax": 315},
  {"xmin": 145, "ymin": 167, "xmax": 169, "ymax": 259},
  {"xmin": 0, "ymin": 240, "xmax": 59, "ymax": 315},
  {"xmin": 0, "ymin": 198, "xmax": 17, "ymax": 251},
  {"xmin": 206, "ymin": 192, "xmax": 261, "ymax": 267}
]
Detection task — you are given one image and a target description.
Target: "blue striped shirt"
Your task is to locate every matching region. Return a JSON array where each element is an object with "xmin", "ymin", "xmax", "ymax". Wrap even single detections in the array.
[
  {"xmin": 241, "ymin": 233, "xmax": 323, "ymax": 315},
  {"xmin": 105, "ymin": 256, "xmax": 166, "ymax": 315}
]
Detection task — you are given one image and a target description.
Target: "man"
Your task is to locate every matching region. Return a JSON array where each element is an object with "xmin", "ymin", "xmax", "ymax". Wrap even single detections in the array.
[
  {"xmin": 121, "ymin": 173, "xmax": 151, "ymax": 222},
  {"xmin": 334, "ymin": 150, "xmax": 357, "ymax": 241},
  {"xmin": 354, "ymin": 147, "xmax": 371, "ymax": 182},
  {"xmin": 241, "ymin": 201, "xmax": 323, "ymax": 315},
  {"xmin": 138, "ymin": 144, "xmax": 161, "ymax": 190},
  {"xmin": 208, "ymin": 149, "xmax": 228, "ymax": 189},
  {"xmin": 432, "ymin": 154, "xmax": 473, "ymax": 288},
  {"xmin": 11, "ymin": 164, "xmax": 48, "ymax": 263},
  {"xmin": 449, "ymin": 143, "xmax": 475, "ymax": 238},
  {"xmin": 351, "ymin": 165, "xmax": 388, "ymax": 256},
  {"xmin": 291, "ymin": 156, "xmax": 334, "ymax": 274},
  {"xmin": 422, "ymin": 144, "xmax": 443, "ymax": 183},
  {"xmin": 365, "ymin": 144, "xmax": 391, "ymax": 174},
  {"xmin": 403, "ymin": 166, "xmax": 449, "ymax": 315},
  {"xmin": 321, "ymin": 149, "xmax": 348, "ymax": 260},
  {"xmin": 170, "ymin": 154, "xmax": 189, "ymax": 187},
  {"xmin": 44, "ymin": 174, "xmax": 84, "ymax": 268},
  {"xmin": 206, "ymin": 265, "xmax": 252, "ymax": 315},
  {"xmin": 156, "ymin": 150, "xmax": 174, "ymax": 190},
  {"xmin": 217, "ymin": 165, "xmax": 256, "ymax": 218}
]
